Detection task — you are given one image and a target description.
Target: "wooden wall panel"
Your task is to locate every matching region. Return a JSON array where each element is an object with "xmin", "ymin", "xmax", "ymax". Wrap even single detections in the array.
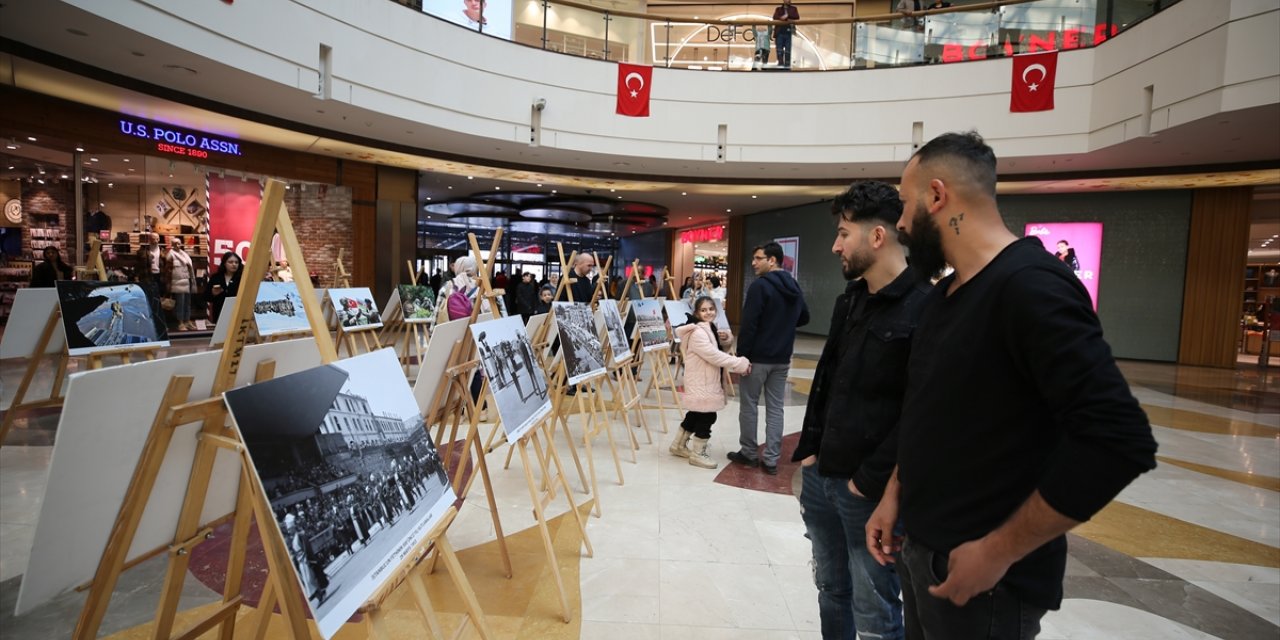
[
  {"xmin": 345, "ymin": 161, "xmax": 378, "ymax": 287},
  {"xmin": 1178, "ymin": 187, "xmax": 1252, "ymax": 368},
  {"xmin": 726, "ymin": 216, "xmax": 745, "ymax": 328}
]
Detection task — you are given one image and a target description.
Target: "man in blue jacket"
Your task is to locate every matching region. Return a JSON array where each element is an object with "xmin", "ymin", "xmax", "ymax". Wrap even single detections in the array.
[{"xmin": 730, "ymin": 241, "xmax": 809, "ymax": 474}]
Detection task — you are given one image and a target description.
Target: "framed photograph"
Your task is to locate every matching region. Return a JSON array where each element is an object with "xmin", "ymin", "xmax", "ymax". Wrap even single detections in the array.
[
  {"xmin": 469, "ymin": 315, "xmax": 552, "ymax": 443},
  {"xmin": 663, "ymin": 299, "xmax": 695, "ymax": 329},
  {"xmin": 328, "ymin": 287, "xmax": 383, "ymax": 331},
  {"xmin": 55, "ymin": 281, "xmax": 170, "ymax": 356},
  {"xmin": 224, "ymin": 348, "xmax": 455, "ymax": 640},
  {"xmin": 630, "ymin": 298, "xmax": 670, "ymax": 352},
  {"xmin": 774, "ymin": 236, "xmax": 799, "ymax": 280},
  {"xmin": 398, "ymin": 284, "xmax": 436, "ymax": 324},
  {"xmin": 255, "ymin": 282, "xmax": 311, "ymax": 336},
  {"xmin": 552, "ymin": 302, "xmax": 607, "ymax": 385},
  {"xmin": 597, "ymin": 299, "xmax": 632, "ymax": 365}
]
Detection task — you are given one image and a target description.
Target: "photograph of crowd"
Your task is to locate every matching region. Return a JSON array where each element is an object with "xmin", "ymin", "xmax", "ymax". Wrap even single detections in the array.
[
  {"xmin": 328, "ymin": 287, "xmax": 383, "ymax": 331},
  {"xmin": 397, "ymin": 284, "xmax": 436, "ymax": 324},
  {"xmin": 55, "ymin": 281, "xmax": 169, "ymax": 356},
  {"xmin": 255, "ymin": 282, "xmax": 311, "ymax": 336},
  {"xmin": 630, "ymin": 299, "xmax": 670, "ymax": 352},
  {"xmin": 469, "ymin": 315, "xmax": 552, "ymax": 443},
  {"xmin": 224, "ymin": 349, "xmax": 453, "ymax": 640},
  {"xmin": 553, "ymin": 302, "xmax": 606, "ymax": 385},
  {"xmin": 598, "ymin": 299, "xmax": 632, "ymax": 365}
]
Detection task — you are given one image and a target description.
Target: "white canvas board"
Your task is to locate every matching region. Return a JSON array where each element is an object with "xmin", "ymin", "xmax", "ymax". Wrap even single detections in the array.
[
  {"xmin": 208, "ymin": 296, "xmax": 235, "ymax": 347},
  {"xmin": 16, "ymin": 338, "xmax": 324, "ymax": 615},
  {"xmin": 0, "ymin": 287, "xmax": 66, "ymax": 358},
  {"xmin": 255, "ymin": 282, "xmax": 312, "ymax": 337},
  {"xmin": 525, "ymin": 312, "xmax": 551, "ymax": 361},
  {"xmin": 224, "ymin": 348, "xmax": 455, "ymax": 640},
  {"xmin": 55, "ymin": 282, "xmax": 170, "ymax": 357},
  {"xmin": 411, "ymin": 313, "xmax": 489, "ymax": 419},
  {"xmin": 712, "ymin": 298, "xmax": 731, "ymax": 333},
  {"xmin": 470, "ymin": 316, "xmax": 551, "ymax": 444},
  {"xmin": 631, "ymin": 299, "xmax": 670, "ymax": 353},
  {"xmin": 552, "ymin": 302, "xmax": 606, "ymax": 386},
  {"xmin": 598, "ymin": 299, "xmax": 632, "ymax": 365},
  {"xmin": 382, "ymin": 288, "xmax": 403, "ymax": 324},
  {"xmin": 328, "ymin": 287, "xmax": 383, "ymax": 332}
]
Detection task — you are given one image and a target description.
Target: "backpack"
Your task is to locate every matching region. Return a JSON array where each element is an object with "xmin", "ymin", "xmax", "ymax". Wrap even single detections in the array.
[{"xmin": 447, "ymin": 286, "xmax": 475, "ymax": 320}]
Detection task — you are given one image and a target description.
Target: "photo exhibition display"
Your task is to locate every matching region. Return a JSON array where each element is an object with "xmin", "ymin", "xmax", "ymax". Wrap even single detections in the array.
[
  {"xmin": 55, "ymin": 281, "xmax": 170, "ymax": 356},
  {"xmin": 469, "ymin": 315, "xmax": 552, "ymax": 443}
]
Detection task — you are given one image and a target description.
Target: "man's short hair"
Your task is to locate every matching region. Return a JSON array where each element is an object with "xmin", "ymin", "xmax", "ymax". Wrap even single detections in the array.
[
  {"xmin": 911, "ymin": 130, "xmax": 997, "ymax": 199},
  {"xmin": 831, "ymin": 180, "xmax": 903, "ymax": 227},
  {"xmin": 754, "ymin": 242, "xmax": 784, "ymax": 265}
]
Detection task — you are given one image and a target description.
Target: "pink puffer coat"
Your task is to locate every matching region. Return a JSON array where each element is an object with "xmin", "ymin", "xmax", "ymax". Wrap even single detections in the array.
[{"xmin": 677, "ymin": 321, "xmax": 751, "ymax": 412}]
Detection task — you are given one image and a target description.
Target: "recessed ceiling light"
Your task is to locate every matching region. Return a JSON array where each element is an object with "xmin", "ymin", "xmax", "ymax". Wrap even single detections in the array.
[
  {"xmin": 60, "ymin": 174, "xmax": 68, "ymax": 179},
  {"xmin": 75, "ymin": 146, "xmax": 85, "ymax": 152},
  {"xmin": 467, "ymin": 176, "xmax": 474, "ymax": 180},
  {"xmin": 426, "ymin": 197, "xmax": 432, "ymax": 201},
  {"xmin": 26, "ymin": 136, "xmax": 37, "ymax": 142},
  {"xmin": 536, "ymin": 183, "xmax": 543, "ymax": 187},
  {"xmin": 90, "ymin": 157, "xmax": 99, "ymax": 162},
  {"xmin": 123, "ymin": 158, "xmax": 130, "ymax": 162},
  {"xmin": 751, "ymin": 195, "xmax": 757, "ymax": 199},
  {"xmin": 726, "ymin": 209, "xmax": 732, "ymax": 212},
  {"xmin": 681, "ymin": 192, "xmax": 687, "ymax": 196},
  {"xmin": 617, "ymin": 196, "xmax": 622, "ymax": 199},
  {"xmin": 687, "ymin": 216, "xmax": 692, "ymax": 220},
  {"xmin": 610, "ymin": 188, "xmax": 616, "ymax": 192},
  {"xmin": 551, "ymin": 190, "xmax": 557, "ymax": 194}
]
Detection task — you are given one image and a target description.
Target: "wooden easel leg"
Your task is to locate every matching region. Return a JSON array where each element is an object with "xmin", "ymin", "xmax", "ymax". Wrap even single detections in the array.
[
  {"xmin": 217, "ymin": 467, "xmax": 258, "ymax": 640},
  {"xmin": 436, "ymin": 534, "xmax": 496, "ymax": 639},
  {"xmin": 647, "ymin": 353, "xmax": 670, "ymax": 434},
  {"xmin": 517, "ymin": 437, "xmax": 572, "ymax": 623},
  {"xmin": 575, "ymin": 389, "xmax": 602, "ymax": 518},
  {"xmin": 408, "ymin": 573, "xmax": 447, "ymax": 638},
  {"xmin": 593, "ymin": 381, "xmax": 626, "ymax": 486},
  {"xmin": 248, "ymin": 577, "xmax": 277, "ymax": 640},
  {"xmin": 533, "ymin": 424, "xmax": 593, "ymax": 558},
  {"xmin": 368, "ymin": 608, "xmax": 391, "ymax": 640},
  {"xmin": 626, "ymin": 366, "xmax": 654, "ymax": 445},
  {"xmin": 470, "ymin": 429, "xmax": 513, "ymax": 578},
  {"xmin": 49, "ymin": 352, "xmax": 71, "ymax": 400}
]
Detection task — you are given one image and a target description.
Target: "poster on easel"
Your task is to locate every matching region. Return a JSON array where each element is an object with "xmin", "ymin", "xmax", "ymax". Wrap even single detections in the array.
[
  {"xmin": 398, "ymin": 284, "xmax": 437, "ymax": 324},
  {"xmin": 553, "ymin": 302, "xmax": 607, "ymax": 385},
  {"xmin": 223, "ymin": 348, "xmax": 455, "ymax": 640},
  {"xmin": 631, "ymin": 299, "xmax": 670, "ymax": 352},
  {"xmin": 327, "ymin": 287, "xmax": 383, "ymax": 331},
  {"xmin": 54, "ymin": 281, "xmax": 169, "ymax": 356},
  {"xmin": 663, "ymin": 299, "xmax": 695, "ymax": 329},
  {"xmin": 255, "ymin": 281, "xmax": 311, "ymax": 336},
  {"xmin": 598, "ymin": 299, "xmax": 632, "ymax": 365},
  {"xmin": 469, "ymin": 315, "xmax": 551, "ymax": 443}
]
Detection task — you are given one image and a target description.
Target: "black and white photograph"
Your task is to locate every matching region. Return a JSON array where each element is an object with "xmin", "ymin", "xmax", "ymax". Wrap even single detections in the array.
[
  {"xmin": 55, "ymin": 281, "xmax": 170, "ymax": 356},
  {"xmin": 328, "ymin": 287, "xmax": 383, "ymax": 331},
  {"xmin": 255, "ymin": 281, "xmax": 311, "ymax": 336},
  {"xmin": 469, "ymin": 315, "xmax": 552, "ymax": 443},
  {"xmin": 631, "ymin": 298, "xmax": 670, "ymax": 352},
  {"xmin": 598, "ymin": 299, "xmax": 632, "ymax": 365},
  {"xmin": 553, "ymin": 301, "xmax": 607, "ymax": 385},
  {"xmin": 223, "ymin": 348, "xmax": 454, "ymax": 640},
  {"xmin": 664, "ymin": 299, "xmax": 695, "ymax": 329}
]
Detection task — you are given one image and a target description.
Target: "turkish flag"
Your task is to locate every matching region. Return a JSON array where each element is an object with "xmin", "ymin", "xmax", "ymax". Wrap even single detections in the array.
[
  {"xmin": 616, "ymin": 63, "xmax": 652, "ymax": 117},
  {"xmin": 1010, "ymin": 51, "xmax": 1058, "ymax": 113}
]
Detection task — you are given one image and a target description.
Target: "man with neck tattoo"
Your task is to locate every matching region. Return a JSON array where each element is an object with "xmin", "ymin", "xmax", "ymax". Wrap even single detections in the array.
[{"xmin": 866, "ymin": 131, "xmax": 1157, "ymax": 638}]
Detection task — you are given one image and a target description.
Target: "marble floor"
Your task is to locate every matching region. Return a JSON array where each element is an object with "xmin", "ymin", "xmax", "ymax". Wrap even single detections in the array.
[{"xmin": 0, "ymin": 334, "xmax": 1276, "ymax": 639}]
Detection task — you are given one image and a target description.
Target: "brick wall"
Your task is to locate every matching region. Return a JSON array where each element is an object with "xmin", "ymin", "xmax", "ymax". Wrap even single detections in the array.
[
  {"xmin": 284, "ymin": 183, "xmax": 354, "ymax": 287},
  {"xmin": 21, "ymin": 182, "xmax": 73, "ymax": 262}
]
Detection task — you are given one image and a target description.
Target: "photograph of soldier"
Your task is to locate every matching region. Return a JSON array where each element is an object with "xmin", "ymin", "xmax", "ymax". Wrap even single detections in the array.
[
  {"xmin": 598, "ymin": 299, "xmax": 632, "ymax": 365},
  {"xmin": 55, "ymin": 281, "xmax": 169, "ymax": 356},
  {"xmin": 328, "ymin": 287, "xmax": 384, "ymax": 330},
  {"xmin": 397, "ymin": 284, "xmax": 436, "ymax": 324},
  {"xmin": 469, "ymin": 315, "xmax": 553, "ymax": 443},
  {"xmin": 254, "ymin": 281, "xmax": 312, "ymax": 336},
  {"xmin": 224, "ymin": 349, "xmax": 454, "ymax": 639},
  {"xmin": 553, "ymin": 301, "xmax": 607, "ymax": 385},
  {"xmin": 630, "ymin": 298, "xmax": 671, "ymax": 352}
]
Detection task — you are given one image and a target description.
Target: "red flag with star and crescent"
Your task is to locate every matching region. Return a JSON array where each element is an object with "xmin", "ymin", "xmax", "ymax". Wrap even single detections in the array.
[
  {"xmin": 616, "ymin": 63, "xmax": 652, "ymax": 117},
  {"xmin": 1010, "ymin": 51, "xmax": 1058, "ymax": 113}
]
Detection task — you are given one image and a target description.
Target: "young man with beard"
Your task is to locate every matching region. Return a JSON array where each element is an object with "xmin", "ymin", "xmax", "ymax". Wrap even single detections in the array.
[
  {"xmin": 792, "ymin": 181, "xmax": 930, "ymax": 640},
  {"xmin": 866, "ymin": 132, "xmax": 1156, "ymax": 638}
]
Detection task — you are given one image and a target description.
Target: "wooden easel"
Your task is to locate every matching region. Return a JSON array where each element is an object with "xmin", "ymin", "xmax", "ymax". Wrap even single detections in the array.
[
  {"xmin": 388, "ymin": 260, "xmax": 432, "ymax": 379},
  {"xmin": 74, "ymin": 180, "xmax": 491, "ymax": 640}
]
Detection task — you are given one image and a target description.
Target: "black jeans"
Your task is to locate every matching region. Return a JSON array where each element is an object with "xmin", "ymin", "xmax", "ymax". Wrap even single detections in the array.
[
  {"xmin": 681, "ymin": 411, "xmax": 717, "ymax": 439},
  {"xmin": 899, "ymin": 538, "xmax": 1046, "ymax": 640}
]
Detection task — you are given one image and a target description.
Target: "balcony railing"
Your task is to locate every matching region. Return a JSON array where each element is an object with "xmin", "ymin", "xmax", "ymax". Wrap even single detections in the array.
[{"xmin": 393, "ymin": 0, "xmax": 1183, "ymax": 71}]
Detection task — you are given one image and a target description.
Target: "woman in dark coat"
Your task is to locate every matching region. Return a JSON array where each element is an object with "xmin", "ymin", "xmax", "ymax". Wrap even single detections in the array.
[
  {"xmin": 515, "ymin": 272, "xmax": 538, "ymax": 321},
  {"xmin": 205, "ymin": 251, "xmax": 243, "ymax": 324}
]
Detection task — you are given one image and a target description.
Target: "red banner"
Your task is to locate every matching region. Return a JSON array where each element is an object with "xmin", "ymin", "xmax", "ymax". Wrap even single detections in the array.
[
  {"xmin": 616, "ymin": 63, "xmax": 652, "ymax": 118},
  {"xmin": 1011, "ymin": 51, "xmax": 1058, "ymax": 113},
  {"xmin": 206, "ymin": 174, "xmax": 261, "ymax": 267}
]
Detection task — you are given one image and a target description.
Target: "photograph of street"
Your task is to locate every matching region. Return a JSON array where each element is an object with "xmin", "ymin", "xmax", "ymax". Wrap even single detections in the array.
[
  {"xmin": 598, "ymin": 299, "xmax": 632, "ymax": 365},
  {"xmin": 224, "ymin": 349, "xmax": 454, "ymax": 640},
  {"xmin": 55, "ymin": 281, "xmax": 170, "ymax": 356},
  {"xmin": 470, "ymin": 315, "xmax": 552, "ymax": 443},
  {"xmin": 553, "ymin": 301, "xmax": 606, "ymax": 385},
  {"xmin": 328, "ymin": 287, "xmax": 383, "ymax": 331},
  {"xmin": 630, "ymin": 298, "xmax": 670, "ymax": 352},
  {"xmin": 254, "ymin": 281, "xmax": 311, "ymax": 336}
]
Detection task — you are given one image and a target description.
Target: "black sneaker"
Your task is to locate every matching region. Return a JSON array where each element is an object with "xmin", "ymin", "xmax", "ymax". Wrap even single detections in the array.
[
  {"xmin": 727, "ymin": 451, "xmax": 759, "ymax": 468},
  {"xmin": 762, "ymin": 463, "xmax": 778, "ymax": 476}
]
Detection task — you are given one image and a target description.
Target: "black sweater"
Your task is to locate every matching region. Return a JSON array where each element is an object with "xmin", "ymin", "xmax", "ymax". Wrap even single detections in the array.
[
  {"xmin": 737, "ymin": 270, "xmax": 810, "ymax": 364},
  {"xmin": 897, "ymin": 237, "xmax": 1156, "ymax": 611}
]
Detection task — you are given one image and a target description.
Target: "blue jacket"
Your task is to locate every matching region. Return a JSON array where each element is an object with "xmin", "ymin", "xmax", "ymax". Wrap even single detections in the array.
[{"xmin": 737, "ymin": 269, "xmax": 809, "ymax": 364}]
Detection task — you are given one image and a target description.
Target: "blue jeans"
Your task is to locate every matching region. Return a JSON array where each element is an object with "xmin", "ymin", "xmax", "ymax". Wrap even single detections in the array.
[
  {"xmin": 776, "ymin": 29, "xmax": 793, "ymax": 68},
  {"xmin": 800, "ymin": 465, "xmax": 904, "ymax": 640},
  {"xmin": 736, "ymin": 362, "xmax": 788, "ymax": 466},
  {"xmin": 173, "ymin": 291, "xmax": 191, "ymax": 323},
  {"xmin": 898, "ymin": 538, "xmax": 1045, "ymax": 640}
]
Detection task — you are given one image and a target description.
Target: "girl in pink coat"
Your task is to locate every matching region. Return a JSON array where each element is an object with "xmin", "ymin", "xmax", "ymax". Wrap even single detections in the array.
[{"xmin": 671, "ymin": 296, "xmax": 752, "ymax": 468}]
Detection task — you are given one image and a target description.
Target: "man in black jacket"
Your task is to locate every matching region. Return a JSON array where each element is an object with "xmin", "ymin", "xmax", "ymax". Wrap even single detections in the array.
[
  {"xmin": 867, "ymin": 131, "xmax": 1156, "ymax": 639},
  {"xmin": 793, "ymin": 181, "xmax": 929, "ymax": 640},
  {"xmin": 729, "ymin": 241, "xmax": 809, "ymax": 474}
]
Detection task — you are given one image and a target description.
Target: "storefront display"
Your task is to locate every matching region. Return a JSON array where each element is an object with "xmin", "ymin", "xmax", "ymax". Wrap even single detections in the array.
[{"xmin": 1025, "ymin": 221, "xmax": 1103, "ymax": 310}]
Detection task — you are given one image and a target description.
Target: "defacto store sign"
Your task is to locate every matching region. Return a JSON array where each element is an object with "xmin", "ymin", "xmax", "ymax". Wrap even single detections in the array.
[{"xmin": 118, "ymin": 118, "xmax": 243, "ymax": 159}]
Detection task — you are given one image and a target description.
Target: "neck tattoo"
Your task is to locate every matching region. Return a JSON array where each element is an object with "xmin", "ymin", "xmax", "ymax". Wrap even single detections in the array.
[{"xmin": 948, "ymin": 212, "xmax": 966, "ymax": 235}]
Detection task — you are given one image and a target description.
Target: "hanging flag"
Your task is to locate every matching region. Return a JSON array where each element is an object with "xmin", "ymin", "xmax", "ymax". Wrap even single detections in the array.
[
  {"xmin": 616, "ymin": 63, "xmax": 652, "ymax": 118},
  {"xmin": 1010, "ymin": 50, "xmax": 1058, "ymax": 113}
]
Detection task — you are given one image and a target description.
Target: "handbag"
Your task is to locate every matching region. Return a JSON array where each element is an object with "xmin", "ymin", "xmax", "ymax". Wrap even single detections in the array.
[{"xmin": 160, "ymin": 297, "xmax": 176, "ymax": 311}]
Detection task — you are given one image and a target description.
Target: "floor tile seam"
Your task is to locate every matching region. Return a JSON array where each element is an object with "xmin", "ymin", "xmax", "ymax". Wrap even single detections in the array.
[
  {"xmin": 1153, "ymin": 455, "xmax": 1280, "ymax": 490},
  {"xmin": 1134, "ymin": 390, "xmax": 1280, "ymax": 423},
  {"xmin": 1114, "ymin": 495, "xmax": 1280, "ymax": 542}
]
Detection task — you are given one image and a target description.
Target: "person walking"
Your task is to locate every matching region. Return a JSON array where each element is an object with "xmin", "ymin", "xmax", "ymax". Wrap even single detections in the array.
[
  {"xmin": 793, "ymin": 181, "xmax": 931, "ymax": 640},
  {"xmin": 729, "ymin": 241, "xmax": 809, "ymax": 475},
  {"xmin": 669, "ymin": 296, "xmax": 752, "ymax": 469}
]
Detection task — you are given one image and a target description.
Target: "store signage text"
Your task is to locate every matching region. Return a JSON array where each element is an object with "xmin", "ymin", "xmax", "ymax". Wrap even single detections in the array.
[
  {"xmin": 680, "ymin": 226, "xmax": 726, "ymax": 244},
  {"xmin": 118, "ymin": 119, "xmax": 243, "ymax": 157},
  {"xmin": 939, "ymin": 24, "xmax": 1118, "ymax": 63},
  {"xmin": 705, "ymin": 25, "xmax": 759, "ymax": 43}
]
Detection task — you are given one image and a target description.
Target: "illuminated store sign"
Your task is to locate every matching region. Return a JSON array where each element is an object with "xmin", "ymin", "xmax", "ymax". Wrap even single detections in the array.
[
  {"xmin": 118, "ymin": 118, "xmax": 243, "ymax": 158},
  {"xmin": 1025, "ymin": 222, "xmax": 1103, "ymax": 310}
]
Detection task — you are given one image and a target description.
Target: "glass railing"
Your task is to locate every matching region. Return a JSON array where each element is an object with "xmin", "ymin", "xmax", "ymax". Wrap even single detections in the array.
[{"xmin": 397, "ymin": 0, "xmax": 1183, "ymax": 71}]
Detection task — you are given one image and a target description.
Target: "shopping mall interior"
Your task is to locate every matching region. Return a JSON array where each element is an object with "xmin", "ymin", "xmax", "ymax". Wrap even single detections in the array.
[{"xmin": 0, "ymin": 0, "xmax": 1277, "ymax": 638}]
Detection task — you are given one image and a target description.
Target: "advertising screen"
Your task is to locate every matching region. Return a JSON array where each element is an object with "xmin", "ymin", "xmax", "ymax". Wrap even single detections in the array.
[
  {"xmin": 424, "ymin": 0, "xmax": 512, "ymax": 39},
  {"xmin": 1024, "ymin": 222, "xmax": 1102, "ymax": 310}
]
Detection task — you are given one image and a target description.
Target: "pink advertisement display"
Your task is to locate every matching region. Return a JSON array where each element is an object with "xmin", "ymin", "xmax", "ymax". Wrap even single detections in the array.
[
  {"xmin": 206, "ymin": 174, "xmax": 262, "ymax": 268},
  {"xmin": 1024, "ymin": 222, "xmax": 1103, "ymax": 310}
]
